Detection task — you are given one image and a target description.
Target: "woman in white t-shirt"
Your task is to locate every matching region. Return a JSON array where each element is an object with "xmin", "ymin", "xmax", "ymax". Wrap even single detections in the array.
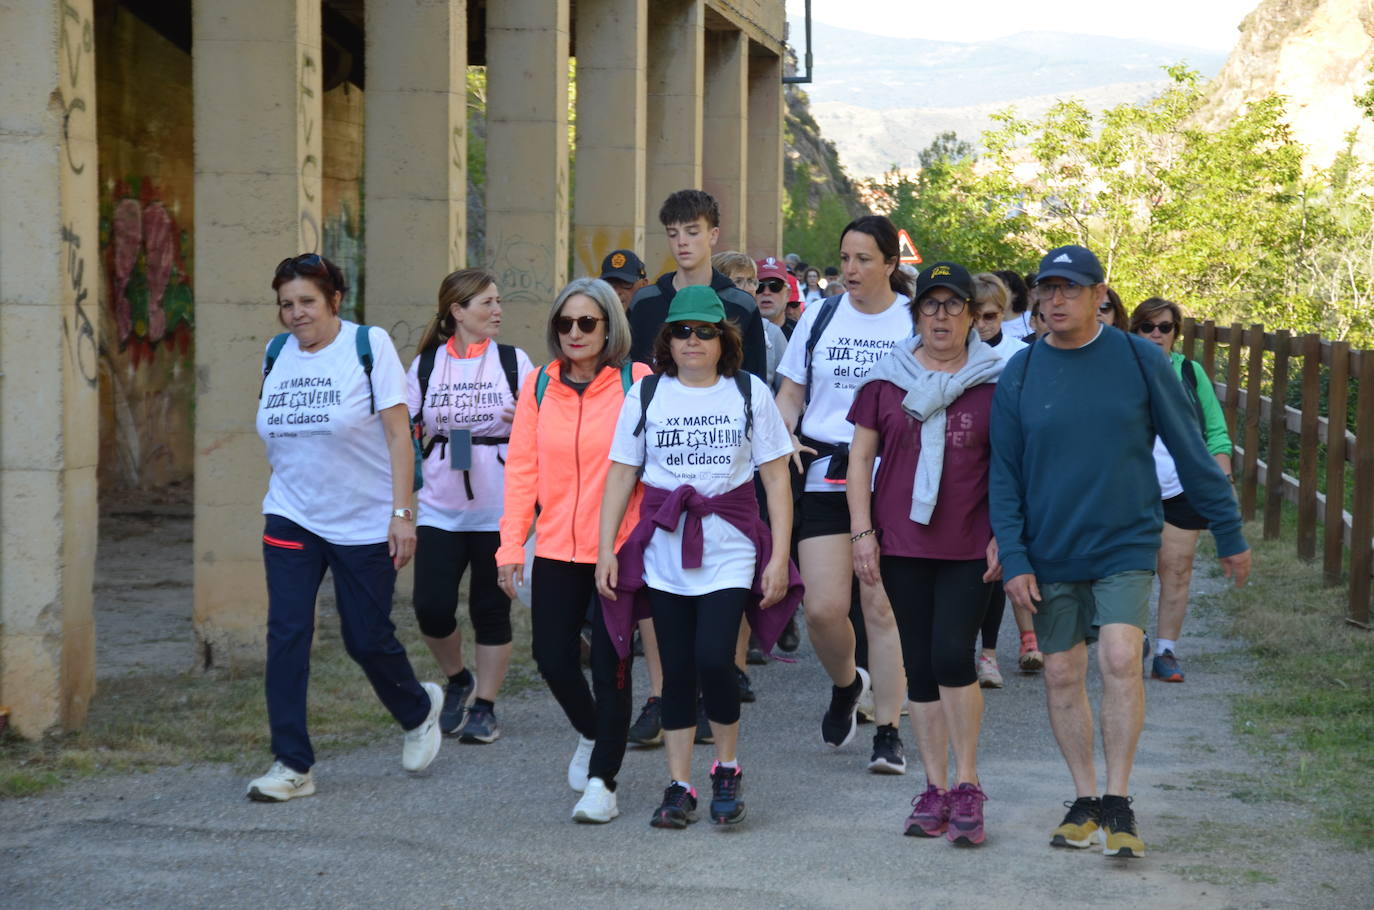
[
  {"xmin": 596, "ymin": 285, "xmax": 799, "ymax": 829},
  {"xmin": 407, "ymin": 269, "xmax": 534, "ymax": 745},
  {"xmin": 803, "ymin": 267, "xmax": 826, "ymax": 306},
  {"xmin": 249, "ymin": 253, "xmax": 442, "ymax": 803},
  {"xmin": 774, "ymin": 215, "xmax": 914, "ymax": 775}
]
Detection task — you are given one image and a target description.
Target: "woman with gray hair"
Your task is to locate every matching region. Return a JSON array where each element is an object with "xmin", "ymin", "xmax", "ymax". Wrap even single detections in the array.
[{"xmin": 497, "ymin": 277, "xmax": 652, "ymax": 824}]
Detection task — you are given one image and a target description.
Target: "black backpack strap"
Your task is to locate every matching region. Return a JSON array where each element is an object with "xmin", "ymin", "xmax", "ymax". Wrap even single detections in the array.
[
  {"xmin": 734, "ymin": 372, "xmax": 753, "ymax": 440},
  {"xmin": 416, "ymin": 344, "xmax": 438, "ymax": 429},
  {"xmin": 354, "ymin": 324, "xmax": 376, "ymax": 414},
  {"xmin": 803, "ymin": 295, "xmax": 842, "ymax": 406},
  {"xmin": 497, "ymin": 343, "xmax": 520, "ymax": 401},
  {"xmin": 632, "ymin": 374, "xmax": 661, "ymax": 437}
]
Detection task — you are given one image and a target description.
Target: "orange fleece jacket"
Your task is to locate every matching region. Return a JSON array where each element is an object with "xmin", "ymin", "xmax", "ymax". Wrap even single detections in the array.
[{"xmin": 497, "ymin": 359, "xmax": 651, "ymax": 567}]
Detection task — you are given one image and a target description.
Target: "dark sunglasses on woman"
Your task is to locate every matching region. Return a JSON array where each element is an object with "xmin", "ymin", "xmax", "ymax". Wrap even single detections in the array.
[
  {"xmin": 1137, "ymin": 320, "xmax": 1175, "ymax": 335},
  {"xmin": 668, "ymin": 323, "xmax": 721, "ymax": 341},
  {"xmin": 554, "ymin": 315, "xmax": 605, "ymax": 334}
]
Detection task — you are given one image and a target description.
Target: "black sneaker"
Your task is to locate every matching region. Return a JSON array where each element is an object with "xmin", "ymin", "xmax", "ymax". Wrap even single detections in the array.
[
  {"xmin": 820, "ymin": 667, "xmax": 869, "ymax": 748},
  {"xmin": 736, "ymin": 668, "xmax": 756, "ymax": 704},
  {"xmin": 777, "ymin": 614, "xmax": 801, "ymax": 653},
  {"xmin": 631, "ymin": 628, "xmax": 644, "ymax": 657},
  {"xmin": 457, "ymin": 703, "xmax": 500, "ymax": 743},
  {"xmin": 709, "ymin": 763, "xmax": 746, "ymax": 825},
  {"xmin": 695, "ymin": 700, "xmax": 714, "ymax": 744},
  {"xmin": 439, "ymin": 674, "xmax": 476, "ymax": 735},
  {"xmin": 1050, "ymin": 796, "xmax": 1102, "ymax": 849},
  {"xmin": 650, "ymin": 783, "xmax": 698, "ymax": 829},
  {"xmin": 867, "ymin": 723, "xmax": 907, "ymax": 774},
  {"xmin": 746, "ymin": 637, "xmax": 767, "ymax": 665},
  {"xmin": 1101, "ymin": 796, "xmax": 1146, "ymax": 857},
  {"xmin": 628, "ymin": 696, "xmax": 664, "ymax": 746}
]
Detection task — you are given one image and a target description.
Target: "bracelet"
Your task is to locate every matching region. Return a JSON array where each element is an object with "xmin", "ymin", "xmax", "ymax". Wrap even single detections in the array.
[{"xmin": 850, "ymin": 529, "xmax": 876, "ymax": 543}]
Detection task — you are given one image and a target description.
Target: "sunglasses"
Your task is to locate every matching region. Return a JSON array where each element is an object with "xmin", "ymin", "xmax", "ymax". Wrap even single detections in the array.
[
  {"xmin": 669, "ymin": 323, "xmax": 721, "ymax": 341},
  {"xmin": 1138, "ymin": 320, "xmax": 1176, "ymax": 335},
  {"xmin": 786, "ymin": 299, "xmax": 801, "ymax": 308},
  {"xmin": 1098, "ymin": 303, "xmax": 1114, "ymax": 314},
  {"xmin": 758, "ymin": 278, "xmax": 787, "ymax": 293},
  {"xmin": 555, "ymin": 315, "xmax": 605, "ymax": 334},
  {"xmin": 976, "ymin": 310, "xmax": 1001, "ymax": 322}
]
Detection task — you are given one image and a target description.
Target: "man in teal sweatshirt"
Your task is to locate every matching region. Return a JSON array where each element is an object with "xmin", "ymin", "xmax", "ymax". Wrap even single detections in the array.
[{"xmin": 989, "ymin": 244, "xmax": 1252, "ymax": 860}]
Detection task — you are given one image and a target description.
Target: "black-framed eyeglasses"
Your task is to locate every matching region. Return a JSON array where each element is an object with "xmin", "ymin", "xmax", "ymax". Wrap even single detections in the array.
[
  {"xmin": 669, "ymin": 323, "xmax": 721, "ymax": 341},
  {"xmin": 555, "ymin": 315, "xmax": 605, "ymax": 334},
  {"xmin": 917, "ymin": 296, "xmax": 968, "ymax": 317},
  {"xmin": 1034, "ymin": 283, "xmax": 1087, "ymax": 302},
  {"xmin": 1138, "ymin": 320, "xmax": 1176, "ymax": 335},
  {"xmin": 758, "ymin": 278, "xmax": 787, "ymax": 293}
]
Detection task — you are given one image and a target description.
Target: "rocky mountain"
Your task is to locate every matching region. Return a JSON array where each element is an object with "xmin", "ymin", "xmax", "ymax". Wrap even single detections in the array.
[
  {"xmin": 1198, "ymin": 0, "xmax": 1374, "ymax": 168},
  {"xmin": 803, "ymin": 23, "xmax": 1228, "ymax": 177}
]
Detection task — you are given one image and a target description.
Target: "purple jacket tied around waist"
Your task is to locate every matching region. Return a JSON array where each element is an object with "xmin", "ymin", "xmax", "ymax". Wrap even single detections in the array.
[{"xmin": 600, "ymin": 481, "xmax": 804, "ymax": 660}]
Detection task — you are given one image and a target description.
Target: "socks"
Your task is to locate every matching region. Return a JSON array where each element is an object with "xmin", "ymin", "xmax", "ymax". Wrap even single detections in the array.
[
  {"xmin": 836, "ymin": 672, "xmax": 863, "ymax": 696},
  {"xmin": 473, "ymin": 697, "xmax": 494, "ymax": 712},
  {"xmin": 672, "ymin": 779, "xmax": 695, "ymax": 796},
  {"xmin": 1020, "ymin": 630, "xmax": 1038, "ymax": 646},
  {"xmin": 714, "ymin": 759, "xmax": 739, "ymax": 770},
  {"xmin": 448, "ymin": 668, "xmax": 473, "ymax": 688},
  {"xmin": 1155, "ymin": 638, "xmax": 1177, "ymax": 656}
]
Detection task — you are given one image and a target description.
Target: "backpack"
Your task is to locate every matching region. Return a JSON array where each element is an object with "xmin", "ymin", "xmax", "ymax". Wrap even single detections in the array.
[
  {"xmin": 533, "ymin": 361, "xmax": 636, "ymax": 406},
  {"xmin": 415, "ymin": 342, "xmax": 521, "ymax": 432},
  {"xmin": 801, "ymin": 294, "xmax": 843, "ymax": 405},
  {"xmin": 261, "ymin": 326, "xmax": 424, "ymax": 491},
  {"xmin": 631, "ymin": 372, "xmax": 754, "ymax": 441}
]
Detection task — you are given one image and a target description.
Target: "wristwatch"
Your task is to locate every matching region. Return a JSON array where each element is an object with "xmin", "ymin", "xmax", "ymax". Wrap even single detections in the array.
[{"xmin": 391, "ymin": 508, "xmax": 414, "ymax": 521}]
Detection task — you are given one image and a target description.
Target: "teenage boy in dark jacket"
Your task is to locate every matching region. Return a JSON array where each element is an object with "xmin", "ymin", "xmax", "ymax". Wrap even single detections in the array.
[{"xmin": 627, "ymin": 189, "xmax": 767, "ymax": 379}]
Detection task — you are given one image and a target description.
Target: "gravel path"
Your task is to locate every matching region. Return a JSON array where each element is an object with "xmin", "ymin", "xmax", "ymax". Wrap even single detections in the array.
[{"xmin": 6, "ymin": 559, "xmax": 1369, "ymax": 909}]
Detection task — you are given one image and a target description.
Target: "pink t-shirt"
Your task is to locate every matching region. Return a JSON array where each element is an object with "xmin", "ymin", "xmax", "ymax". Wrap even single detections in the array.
[{"xmin": 847, "ymin": 380, "xmax": 996, "ymax": 561}]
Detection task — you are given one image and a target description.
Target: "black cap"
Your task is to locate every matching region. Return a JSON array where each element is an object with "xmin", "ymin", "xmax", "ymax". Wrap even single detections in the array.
[
  {"xmin": 599, "ymin": 249, "xmax": 646, "ymax": 283},
  {"xmin": 1036, "ymin": 245, "xmax": 1104, "ymax": 286},
  {"xmin": 914, "ymin": 261, "xmax": 974, "ymax": 301}
]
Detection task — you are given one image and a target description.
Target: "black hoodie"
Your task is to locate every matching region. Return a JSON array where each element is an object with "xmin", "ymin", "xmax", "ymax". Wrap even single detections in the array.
[{"xmin": 627, "ymin": 269, "xmax": 768, "ymax": 379}]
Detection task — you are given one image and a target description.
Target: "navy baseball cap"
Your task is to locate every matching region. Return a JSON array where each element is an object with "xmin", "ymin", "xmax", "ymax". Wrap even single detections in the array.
[
  {"xmin": 1036, "ymin": 245, "xmax": 1104, "ymax": 286},
  {"xmin": 599, "ymin": 249, "xmax": 646, "ymax": 283},
  {"xmin": 914, "ymin": 261, "xmax": 974, "ymax": 301}
]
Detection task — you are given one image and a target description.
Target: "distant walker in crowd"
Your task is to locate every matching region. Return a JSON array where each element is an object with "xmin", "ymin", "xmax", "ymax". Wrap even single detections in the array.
[{"xmin": 600, "ymin": 249, "xmax": 648, "ymax": 311}]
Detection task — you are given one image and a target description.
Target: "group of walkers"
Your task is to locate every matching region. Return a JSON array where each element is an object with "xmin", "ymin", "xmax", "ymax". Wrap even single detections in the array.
[{"xmin": 249, "ymin": 187, "xmax": 1251, "ymax": 859}]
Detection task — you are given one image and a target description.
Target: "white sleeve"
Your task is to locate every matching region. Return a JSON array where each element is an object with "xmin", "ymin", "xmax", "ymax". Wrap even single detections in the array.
[
  {"xmin": 405, "ymin": 355, "xmax": 422, "ymax": 414},
  {"xmin": 367, "ymin": 327, "xmax": 408, "ymax": 412},
  {"xmin": 608, "ymin": 378, "xmax": 647, "ymax": 467},
  {"xmin": 776, "ymin": 305, "xmax": 818, "ymax": 385},
  {"xmin": 749, "ymin": 374, "xmax": 796, "ymax": 466}
]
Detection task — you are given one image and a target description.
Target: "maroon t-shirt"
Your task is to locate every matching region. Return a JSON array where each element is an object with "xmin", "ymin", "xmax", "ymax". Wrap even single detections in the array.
[{"xmin": 847, "ymin": 380, "xmax": 996, "ymax": 560}]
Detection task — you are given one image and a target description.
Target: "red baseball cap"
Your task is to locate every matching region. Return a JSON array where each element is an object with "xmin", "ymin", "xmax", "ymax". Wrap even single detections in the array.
[{"xmin": 755, "ymin": 257, "xmax": 789, "ymax": 283}]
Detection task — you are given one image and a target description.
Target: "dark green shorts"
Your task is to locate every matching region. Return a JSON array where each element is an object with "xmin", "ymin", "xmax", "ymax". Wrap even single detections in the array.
[{"xmin": 1032, "ymin": 570, "xmax": 1154, "ymax": 654}]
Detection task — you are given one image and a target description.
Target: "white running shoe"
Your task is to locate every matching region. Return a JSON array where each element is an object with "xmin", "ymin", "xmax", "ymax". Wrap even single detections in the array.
[
  {"xmin": 572, "ymin": 777, "xmax": 619, "ymax": 823},
  {"xmin": 856, "ymin": 670, "xmax": 877, "ymax": 724},
  {"xmin": 402, "ymin": 681, "xmax": 444, "ymax": 772},
  {"xmin": 567, "ymin": 735, "xmax": 595, "ymax": 792},
  {"xmin": 977, "ymin": 654, "xmax": 1005, "ymax": 689},
  {"xmin": 246, "ymin": 761, "xmax": 316, "ymax": 802}
]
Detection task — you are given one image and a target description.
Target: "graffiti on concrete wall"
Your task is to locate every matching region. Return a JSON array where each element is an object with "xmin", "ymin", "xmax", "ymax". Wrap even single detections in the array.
[{"xmin": 101, "ymin": 177, "xmax": 193, "ymax": 366}]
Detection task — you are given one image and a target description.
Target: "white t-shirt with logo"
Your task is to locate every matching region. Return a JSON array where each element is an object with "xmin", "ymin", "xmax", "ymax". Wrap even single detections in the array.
[
  {"xmin": 258, "ymin": 322, "xmax": 407, "ymax": 545},
  {"xmin": 775, "ymin": 292, "xmax": 913, "ymax": 491},
  {"xmin": 609, "ymin": 373, "xmax": 794, "ymax": 595},
  {"xmin": 407, "ymin": 342, "xmax": 535, "ymax": 532}
]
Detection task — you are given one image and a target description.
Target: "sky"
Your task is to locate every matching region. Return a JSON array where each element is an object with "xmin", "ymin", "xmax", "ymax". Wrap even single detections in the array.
[{"xmin": 786, "ymin": 0, "xmax": 1260, "ymax": 52}]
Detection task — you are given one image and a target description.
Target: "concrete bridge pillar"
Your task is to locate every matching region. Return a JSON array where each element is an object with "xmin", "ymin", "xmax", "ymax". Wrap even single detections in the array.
[
  {"xmin": 644, "ymin": 0, "xmax": 705, "ymax": 275},
  {"xmin": 0, "ymin": 0, "xmax": 102, "ymax": 736},
  {"xmin": 191, "ymin": 0, "xmax": 323, "ymax": 666},
  {"xmin": 572, "ymin": 0, "xmax": 648, "ymax": 280},
  {"xmin": 484, "ymin": 0, "xmax": 570, "ymax": 354},
  {"xmin": 746, "ymin": 50, "xmax": 784, "ymax": 259},
  {"xmin": 365, "ymin": 0, "xmax": 468, "ymax": 355},
  {"xmin": 703, "ymin": 28, "xmax": 749, "ymax": 253}
]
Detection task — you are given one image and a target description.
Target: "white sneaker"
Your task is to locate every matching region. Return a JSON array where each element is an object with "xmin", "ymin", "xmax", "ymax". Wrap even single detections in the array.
[
  {"xmin": 977, "ymin": 654, "xmax": 1004, "ymax": 689},
  {"xmin": 567, "ymin": 735, "xmax": 595, "ymax": 792},
  {"xmin": 571, "ymin": 777, "xmax": 619, "ymax": 823},
  {"xmin": 247, "ymin": 761, "xmax": 316, "ymax": 802},
  {"xmin": 856, "ymin": 668, "xmax": 876, "ymax": 724},
  {"xmin": 402, "ymin": 681, "xmax": 444, "ymax": 772}
]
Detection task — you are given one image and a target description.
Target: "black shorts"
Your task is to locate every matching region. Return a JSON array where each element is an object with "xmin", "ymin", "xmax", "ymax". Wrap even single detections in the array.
[
  {"xmin": 1162, "ymin": 493, "xmax": 1210, "ymax": 531},
  {"xmin": 797, "ymin": 491, "xmax": 851, "ymax": 542}
]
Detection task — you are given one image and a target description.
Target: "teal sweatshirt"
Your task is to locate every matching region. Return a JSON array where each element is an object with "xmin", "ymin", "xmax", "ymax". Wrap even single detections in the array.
[{"xmin": 990, "ymin": 327, "xmax": 1246, "ymax": 583}]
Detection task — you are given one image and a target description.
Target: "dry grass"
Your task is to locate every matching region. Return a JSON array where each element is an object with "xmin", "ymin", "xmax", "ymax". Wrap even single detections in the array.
[{"xmin": 0, "ymin": 604, "xmax": 540, "ymax": 798}]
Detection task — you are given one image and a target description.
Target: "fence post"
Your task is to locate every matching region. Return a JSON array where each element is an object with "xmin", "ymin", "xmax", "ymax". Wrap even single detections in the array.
[
  {"xmin": 1202, "ymin": 320, "xmax": 1217, "ymax": 379},
  {"xmin": 1241, "ymin": 325, "xmax": 1264, "ymax": 522},
  {"xmin": 1349, "ymin": 350, "xmax": 1374, "ymax": 627},
  {"xmin": 1297, "ymin": 334, "xmax": 1320, "ymax": 559},
  {"xmin": 1181, "ymin": 317, "xmax": 1197, "ymax": 362},
  {"xmin": 1264, "ymin": 330, "xmax": 1290, "ymax": 540},
  {"xmin": 1325, "ymin": 340, "xmax": 1350, "ymax": 586},
  {"xmin": 1225, "ymin": 322, "xmax": 1243, "ymax": 443}
]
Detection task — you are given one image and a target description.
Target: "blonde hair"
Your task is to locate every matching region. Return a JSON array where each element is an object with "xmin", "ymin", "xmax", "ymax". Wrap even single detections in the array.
[
  {"xmin": 971, "ymin": 272, "xmax": 1010, "ymax": 318},
  {"xmin": 416, "ymin": 268, "xmax": 498, "ymax": 356},
  {"xmin": 711, "ymin": 251, "xmax": 756, "ymax": 278},
  {"xmin": 545, "ymin": 278, "xmax": 633, "ymax": 371}
]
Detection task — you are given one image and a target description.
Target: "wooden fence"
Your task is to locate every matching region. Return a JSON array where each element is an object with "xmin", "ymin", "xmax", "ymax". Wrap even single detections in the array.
[{"xmin": 1178, "ymin": 319, "xmax": 1374, "ymax": 628}]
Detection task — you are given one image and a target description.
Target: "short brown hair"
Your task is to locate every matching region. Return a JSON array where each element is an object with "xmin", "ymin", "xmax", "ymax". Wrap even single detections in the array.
[
  {"xmin": 1130, "ymin": 296, "xmax": 1184, "ymax": 344},
  {"xmin": 651, "ymin": 318, "xmax": 743, "ymax": 377}
]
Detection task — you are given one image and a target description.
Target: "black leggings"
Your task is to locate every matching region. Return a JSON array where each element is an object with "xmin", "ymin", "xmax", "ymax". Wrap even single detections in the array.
[
  {"xmin": 980, "ymin": 580, "xmax": 1006, "ymax": 650},
  {"xmin": 647, "ymin": 587, "xmax": 750, "ymax": 730},
  {"xmin": 413, "ymin": 528, "xmax": 512, "ymax": 645},
  {"xmin": 530, "ymin": 558, "xmax": 631, "ymax": 786},
  {"xmin": 880, "ymin": 556, "xmax": 990, "ymax": 703}
]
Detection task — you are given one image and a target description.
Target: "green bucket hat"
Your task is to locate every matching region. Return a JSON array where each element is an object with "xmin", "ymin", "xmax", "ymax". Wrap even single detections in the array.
[{"xmin": 666, "ymin": 285, "xmax": 726, "ymax": 324}]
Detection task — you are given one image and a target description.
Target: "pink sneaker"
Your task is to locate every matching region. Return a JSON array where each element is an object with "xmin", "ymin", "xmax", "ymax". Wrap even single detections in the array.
[
  {"xmin": 946, "ymin": 782, "xmax": 988, "ymax": 846},
  {"xmin": 904, "ymin": 784, "xmax": 949, "ymax": 837}
]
